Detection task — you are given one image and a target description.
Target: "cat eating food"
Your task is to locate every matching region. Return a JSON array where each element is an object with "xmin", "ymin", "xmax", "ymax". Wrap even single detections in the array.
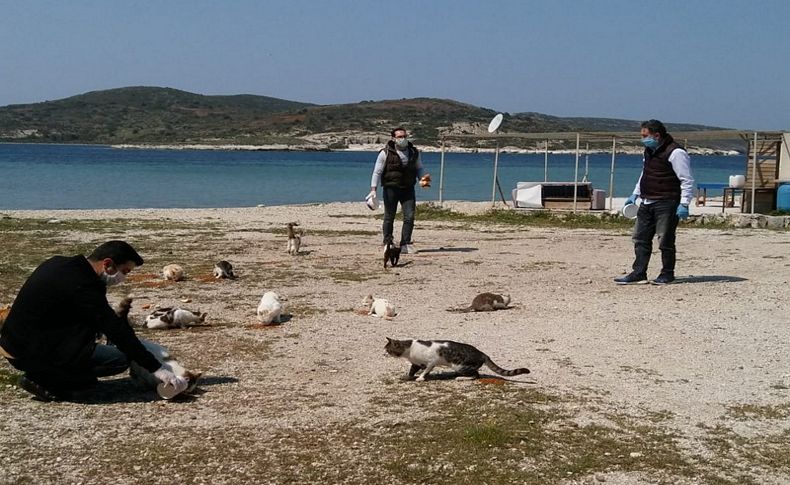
[
  {"xmin": 447, "ymin": 292, "xmax": 511, "ymax": 312},
  {"xmin": 213, "ymin": 260, "xmax": 236, "ymax": 279},
  {"xmin": 363, "ymin": 294, "xmax": 396, "ymax": 319},
  {"xmin": 162, "ymin": 264, "xmax": 186, "ymax": 281},
  {"xmin": 257, "ymin": 291, "xmax": 285, "ymax": 324},
  {"xmin": 385, "ymin": 338, "xmax": 530, "ymax": 381}
]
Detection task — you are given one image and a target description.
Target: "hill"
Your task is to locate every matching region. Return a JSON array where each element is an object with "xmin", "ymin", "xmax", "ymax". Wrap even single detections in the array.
[{"xmin": 0, "ymin": 86, "xmax": 736, "ymax": 150}]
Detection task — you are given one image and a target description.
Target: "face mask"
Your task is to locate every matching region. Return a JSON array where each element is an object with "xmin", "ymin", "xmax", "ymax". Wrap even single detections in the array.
[
  {"xmin": 394, "ymin": 137, "xmax": 409, "ymax": 149},
  {"xmin": 100, "ymin": 265, "xmax": 127, "ymax": 286},
  {"xmin": 641, "ymin": 136, "xmax": 659, "ymax": 149}
]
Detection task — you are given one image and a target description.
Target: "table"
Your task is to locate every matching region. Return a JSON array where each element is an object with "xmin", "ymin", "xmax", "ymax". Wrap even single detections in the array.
[
  {"xmin": 722, "ymin": 187, "xmax": 745, "ymax": 213},
  {"xmin": 695, "ymin": 183, "xmax": 729, "ymax": 207}
]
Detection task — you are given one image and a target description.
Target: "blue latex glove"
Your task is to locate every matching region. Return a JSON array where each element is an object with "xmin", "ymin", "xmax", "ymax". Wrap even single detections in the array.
[
  {"xmin": 677, "ymin": 204, "xmax": 689, "ymax": 220},
  {"xmin": 625, "ymin": 194, "xmax": 638, "ymax": 206}
]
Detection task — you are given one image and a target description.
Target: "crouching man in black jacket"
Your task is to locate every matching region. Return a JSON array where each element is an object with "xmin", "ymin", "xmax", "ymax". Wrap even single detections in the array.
[{"xmin": 0, "ymin": 240, "xmax": 184, "ymax": 401}]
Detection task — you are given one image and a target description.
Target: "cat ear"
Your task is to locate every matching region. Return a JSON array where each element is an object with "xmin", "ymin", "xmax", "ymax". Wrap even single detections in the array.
[{"xmin": 386, "ymin": 337, "xmax": 392, "ymax": 342}]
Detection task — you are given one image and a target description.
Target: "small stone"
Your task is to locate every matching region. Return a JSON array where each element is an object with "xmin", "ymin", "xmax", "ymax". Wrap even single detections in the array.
[{"xmin": 629, "ymin": 452, "xmax": 643, "ymax": 458}]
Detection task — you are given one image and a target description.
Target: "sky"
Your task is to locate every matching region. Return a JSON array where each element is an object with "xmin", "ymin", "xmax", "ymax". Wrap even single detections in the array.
[{"xmin": 1, "ymin": 0, "xmax": 788, "ymax": 131}]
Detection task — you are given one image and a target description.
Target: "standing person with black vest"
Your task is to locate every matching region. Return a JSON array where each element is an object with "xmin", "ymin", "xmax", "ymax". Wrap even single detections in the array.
[
  {"xmin": 369, "ymin": 127, "xmax": 431, "ymax": 255},
  {"xmin": 615, "ymin": 119, "xmax": 694, "ymax": 285}
]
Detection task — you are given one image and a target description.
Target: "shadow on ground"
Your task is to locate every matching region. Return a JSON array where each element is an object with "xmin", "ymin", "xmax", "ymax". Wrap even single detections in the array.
[
  {"xmin": 70, "ymin": 375, "xmax": 239, "ymax": 405},
  {"xmin": 677, "ymin": 275, "xmax": 748, "ymax": 284}
]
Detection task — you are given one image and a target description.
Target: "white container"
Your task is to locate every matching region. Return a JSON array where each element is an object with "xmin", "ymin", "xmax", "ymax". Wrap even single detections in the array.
[
  {"xmin": 621, "ymin": 203, "xmax": 638, "ymax": 219},
  {"xmin": 156, "ymin": 378, "xmax": 189, "ymax": 400},
  {"xmin": 729, "ymin": 174, "xmax": 746, "ymax": 188}
]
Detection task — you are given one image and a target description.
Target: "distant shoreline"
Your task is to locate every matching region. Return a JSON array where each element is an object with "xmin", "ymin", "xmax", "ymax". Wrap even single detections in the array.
[
  {"xmin": 0, "ymin": 140, "xmax": 742, "ymax": 156},
  {"xmin": 109, "ymin": 142, "xmax": 741, "ymax": 157}
]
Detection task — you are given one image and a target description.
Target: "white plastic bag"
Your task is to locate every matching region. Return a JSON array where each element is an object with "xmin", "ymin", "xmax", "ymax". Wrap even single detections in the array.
[{"xmin": 365, "ymin": 191, "xmax": 379, "ymax": 210}]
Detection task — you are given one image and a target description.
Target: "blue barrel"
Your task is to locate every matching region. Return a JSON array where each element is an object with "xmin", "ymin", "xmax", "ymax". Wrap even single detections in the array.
[{"xmin": 778, "ymin": 183, "xmax": 790, "ymax": 211}]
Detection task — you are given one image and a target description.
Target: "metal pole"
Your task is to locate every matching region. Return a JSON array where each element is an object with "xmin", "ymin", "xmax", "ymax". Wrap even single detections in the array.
[
  {"xmin": 439, "ymin": 138, "xmax": 446, "ymax": 205},
  {"xmin": 751, "ymin": 131, "xmax": 757, "ymax": 215},
  {"xmin": 491, "ymin": 140, "xmax": 500, "ymax": 206},
  {"xmin": 544, "ymin": 139, "xmax": 549, "ymax": 182},
  {"xmin": 573, "ymin": 133, "xmax": 580, "ymax": 212},
  {"xmin": 608, "ymin": 136, "xmax": 616, "ymax": 211},
  {"xmin": 582, "ymin": 142, "xmax": 589, "ymax": 183}
]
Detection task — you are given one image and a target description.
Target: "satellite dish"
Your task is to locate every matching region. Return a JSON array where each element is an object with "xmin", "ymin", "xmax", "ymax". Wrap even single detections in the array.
[{"xmin": 487, "ymin": 113, "xmax": 504, "ymax": 133}]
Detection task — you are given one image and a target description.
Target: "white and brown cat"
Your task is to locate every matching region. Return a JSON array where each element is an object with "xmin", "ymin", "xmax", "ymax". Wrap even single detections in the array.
[
  {"xmin": 257, "ymin": 291, "xmax": 286, "ymax": 324},
  {"xmin": 385, "ymin": 338, "xmax": 530, "ymax": 381},
  {"xmin": 144, "ymin": 307, "xmax": 207, "ymax": 329},
  {"xmin": 362, "ymin": 294, "xmax": 396, "ymax": 319},
  {"xmin": 286, "ymin": 222, "xmax": 302, "ymax": 256},
  {"xmin": 162, "ymin": 264, "xmax": 186, "ymax": 281}
]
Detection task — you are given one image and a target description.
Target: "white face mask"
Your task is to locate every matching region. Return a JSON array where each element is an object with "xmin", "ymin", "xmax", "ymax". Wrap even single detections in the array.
[
  {"xmin": 394, "ymin": 137, "xmax": 409, "ymax": 149},
  {"xmin": 100, "ymin": 264, "xmax": 127, "ymax": 286}
]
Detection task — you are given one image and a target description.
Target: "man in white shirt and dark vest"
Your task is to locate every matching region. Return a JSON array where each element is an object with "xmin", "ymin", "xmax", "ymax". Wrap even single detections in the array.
[{"xmin": 615, "ymin": 119, "xmax": 694, "ymax": 285}]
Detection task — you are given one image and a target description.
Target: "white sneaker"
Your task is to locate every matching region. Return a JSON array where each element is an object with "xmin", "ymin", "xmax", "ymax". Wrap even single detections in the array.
[{"xmin": 400, "ymin": 244, "xmax": 411, "ymax": 254}]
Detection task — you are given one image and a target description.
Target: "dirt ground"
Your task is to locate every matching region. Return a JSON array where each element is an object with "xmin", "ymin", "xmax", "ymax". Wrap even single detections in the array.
[{"xmin": 0, "ymin": 201, "xmax": 788, "ymax": 485}]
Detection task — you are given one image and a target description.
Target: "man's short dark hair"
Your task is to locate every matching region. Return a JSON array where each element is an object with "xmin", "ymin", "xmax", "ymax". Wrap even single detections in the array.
[
  {"xmin": 641, "ymin": 119, "xmax": 667, "ymax": 137},
  {"xmin": 390, "ymin": 127, "xmax": 406, "ymax": 137},
  {"xmin": 88, "ymin": 240, "xmax": 144, "ymax": 266}
]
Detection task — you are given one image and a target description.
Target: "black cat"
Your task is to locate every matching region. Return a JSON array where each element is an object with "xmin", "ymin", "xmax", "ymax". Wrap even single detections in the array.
[{"xmin": 384, "ymin": 241, "xmax": 401, "ymax": 268}]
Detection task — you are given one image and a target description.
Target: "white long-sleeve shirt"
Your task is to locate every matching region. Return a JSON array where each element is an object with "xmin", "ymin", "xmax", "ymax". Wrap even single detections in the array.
[
  {"xmin": 633, "ymin": 147, "xmax": 695, "ymax": 206},
  {"xmin": 370, "ymin": 148, "xmax": 426, "ymax": 189}
]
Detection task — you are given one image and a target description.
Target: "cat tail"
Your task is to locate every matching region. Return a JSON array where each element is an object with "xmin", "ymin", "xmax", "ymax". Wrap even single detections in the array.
[
  {"xmin": 484, "ymin": 356, "xmax": 530, "ymax": 376},
  {"xmin": 446, "ymin": 306, "xmax": 472, "ymax": 313}
]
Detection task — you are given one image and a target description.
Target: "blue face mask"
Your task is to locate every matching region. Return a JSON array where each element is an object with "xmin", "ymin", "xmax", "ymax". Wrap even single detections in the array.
[{"xmin": 641, "ymin": 136, "xmax": 659, "ymax": 149}]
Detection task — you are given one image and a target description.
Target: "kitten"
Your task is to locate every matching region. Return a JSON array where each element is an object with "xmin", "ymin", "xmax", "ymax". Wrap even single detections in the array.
[
  {"xmin": 385, "ymin": 338, "xmax": 530, "ymax": 381},
  {"xmin": 162, "ymin": 264, "xmax": 186, "ymax": 281},
  {"xmin": 257, "ymin": 291, "xmax": 285, "ymax": 324},
  {"xmin": 144, "ymin": 307, "xmax": 207, "ymax": 329},
  {"xmin": 447, "ymin": 293, "xmax": 511, "ymax": 312},
  {"xmin": 128, "ymin": 338, "xmax": 202, "ymax": 396},
  {"xmin": 383, "ymin": 241, "xmax": 401, "ymax": 268},
  {"xmin": 363, "ymin": 294, "xmax": 396, "ymax": 318},
  {"xmin": 286, "ymin": 222, "xmax": 302, "ymax": 256},
  {"xmin": 213, "ymin": 260, "xmax": 236, "ymax": 279}
]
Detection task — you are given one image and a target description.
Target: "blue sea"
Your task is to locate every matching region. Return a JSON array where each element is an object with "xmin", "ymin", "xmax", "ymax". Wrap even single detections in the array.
[{"xmin": 0, "ymin": 143, "xmax": 748, "ymax": 210}]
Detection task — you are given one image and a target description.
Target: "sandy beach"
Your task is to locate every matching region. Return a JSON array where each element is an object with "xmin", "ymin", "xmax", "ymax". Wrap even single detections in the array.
[{"xmin": 1, "ymin": 201, "xmax": 788, "ymax": 484}]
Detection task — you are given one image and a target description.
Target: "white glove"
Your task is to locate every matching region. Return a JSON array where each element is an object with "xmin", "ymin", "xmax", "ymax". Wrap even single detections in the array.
[{"xmin": 153, "ymin": 366, "xmax": 180, "ymax": 387}]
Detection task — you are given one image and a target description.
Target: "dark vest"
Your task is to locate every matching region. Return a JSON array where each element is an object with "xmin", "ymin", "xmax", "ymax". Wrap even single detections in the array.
[
  {"xmin": 381, "ymin": 141, "xmax": 419, "ymax": 188},
  {"xmin": 639, "ymin": 134, "xmax": 683, "ymax": 201}
]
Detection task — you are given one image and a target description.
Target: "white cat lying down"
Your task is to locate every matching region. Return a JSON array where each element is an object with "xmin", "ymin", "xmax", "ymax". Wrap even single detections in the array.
[
  {"xmin": 363, "ymin": 294, "xmax": 396, "ymax": 318},
  {"xmin": 144, "ymin": 307, "xmax": 207, "ymax": 329},
  {"xmin": 129, "ymin": 339, "xmax": 201, "ymax": 396}
]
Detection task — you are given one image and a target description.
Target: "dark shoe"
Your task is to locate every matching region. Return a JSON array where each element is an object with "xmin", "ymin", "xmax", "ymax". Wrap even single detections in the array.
[
  {"xmin": 614, "ymin": 272, "xmax": 648, "ymax": 285},
  {"xmin": 18, "ymin": 376, "xmax": 65, "ymax": 402},
  {"xmin": 651, "ymin": 273, "xmax": 675, "ymax": 285}
]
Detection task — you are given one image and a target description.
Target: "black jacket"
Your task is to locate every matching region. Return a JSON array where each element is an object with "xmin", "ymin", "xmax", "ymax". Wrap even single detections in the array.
[
  {"xmin": 381, "ymin": 141, "xmax": 419, "ymax": 188},
  {"xmin": 1, "ymin": 255, "xmax": 161, "ymax": 379}
]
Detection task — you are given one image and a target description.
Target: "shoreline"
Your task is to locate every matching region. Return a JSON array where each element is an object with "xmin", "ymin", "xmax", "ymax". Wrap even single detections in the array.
[{"xmin": 0, "ymin": 141, "xmax": 740, "ymax": 156}]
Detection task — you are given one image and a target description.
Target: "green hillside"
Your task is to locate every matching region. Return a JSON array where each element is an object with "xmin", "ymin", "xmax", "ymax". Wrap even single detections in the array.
[{"xmin": 0, "ymin": 86, "xmax": 734, "ymax": 148}]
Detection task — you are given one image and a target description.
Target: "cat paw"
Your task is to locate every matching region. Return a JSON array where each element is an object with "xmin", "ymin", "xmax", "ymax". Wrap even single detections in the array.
[{"xmin": 415, "ymin": 376, "xmax": 426, "ymax": 382}]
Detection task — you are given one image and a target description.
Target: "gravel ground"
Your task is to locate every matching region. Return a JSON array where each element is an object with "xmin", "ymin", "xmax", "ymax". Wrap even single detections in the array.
[{"xmin": 1, "ymin": 201, "xmax": 788, "ymax": 484}]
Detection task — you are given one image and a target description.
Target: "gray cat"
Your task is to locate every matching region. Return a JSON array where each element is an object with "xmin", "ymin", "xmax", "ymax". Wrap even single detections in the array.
[
  {"xmin": 213, "ymin": 260, "xmax": 236, "ymax": 279},
  {"xmin": 385, "ymin": 338, "xmax": 530, "ymax": 381},
  {"xmin": 447, "ymin": 292, "xmax": 511, "ymax": 312}
]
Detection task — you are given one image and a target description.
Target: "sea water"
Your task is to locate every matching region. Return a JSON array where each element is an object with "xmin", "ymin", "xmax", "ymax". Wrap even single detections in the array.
[{"xmin": 0, "ymin": 143, "xmax": 747, "ymax": 210}]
